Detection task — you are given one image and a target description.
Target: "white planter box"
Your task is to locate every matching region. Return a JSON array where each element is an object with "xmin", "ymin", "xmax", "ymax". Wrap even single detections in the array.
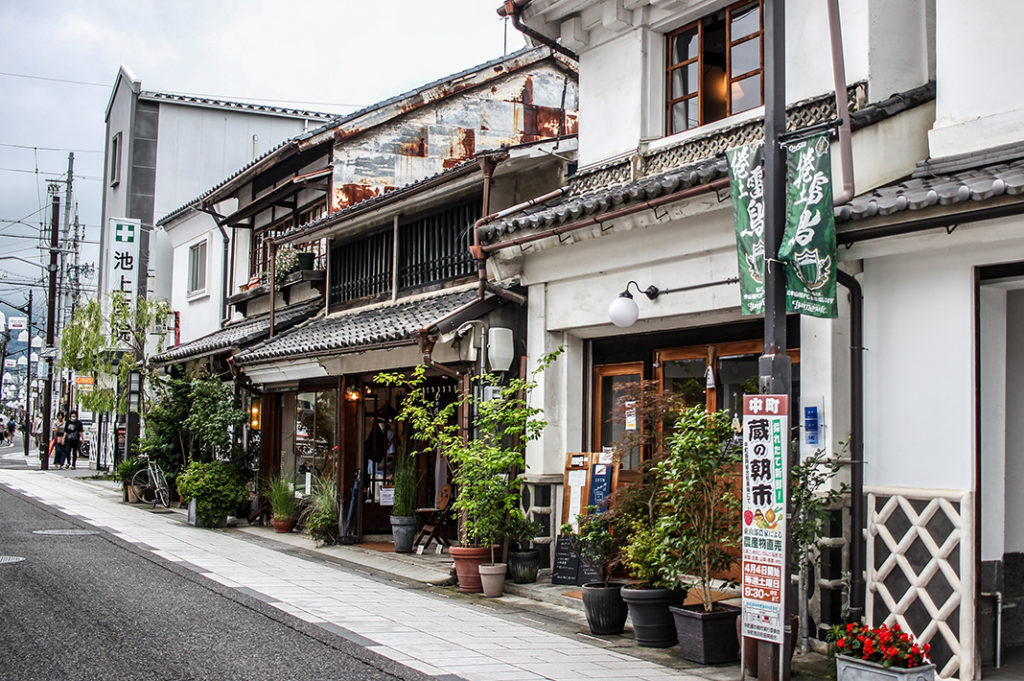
[{"xmin": 836, "ymin": 655, "xmax": 936, "ymax": 681}]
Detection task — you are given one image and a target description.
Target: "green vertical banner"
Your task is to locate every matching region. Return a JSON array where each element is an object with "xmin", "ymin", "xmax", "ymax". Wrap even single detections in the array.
[
  {"xmin": 780, "ymin": 134, "xmax": 838, "ymax": 318},
  {"xmin": 725, "ymin": 141, "xmax": 766, "ymax": 316}
]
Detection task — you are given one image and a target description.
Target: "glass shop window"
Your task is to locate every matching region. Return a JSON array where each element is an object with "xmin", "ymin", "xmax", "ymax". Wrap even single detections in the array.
[{"xmin": 293, "ymin": 389, "xmax": 337, "ymax": 495}]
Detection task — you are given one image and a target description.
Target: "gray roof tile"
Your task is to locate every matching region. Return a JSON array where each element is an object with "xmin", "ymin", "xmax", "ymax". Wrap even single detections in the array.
[
  {"xmin": 234, "ymin": 288, "xmax": 479, "ymax": 366},
  {"xmin": 152, "ymin": 299, "xmax": 320, "ymax": 364}
]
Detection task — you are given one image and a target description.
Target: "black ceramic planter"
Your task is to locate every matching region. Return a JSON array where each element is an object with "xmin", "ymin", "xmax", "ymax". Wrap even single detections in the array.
[
  {"xmin": 581, "ymin": 582, "xmax": 629, "ymax": 635},
  {"xmin": 508, "ymin": 550, "xmax": 541, "ymax": 584},
  {"xmin": 620, "ymin": 585, "xmax": 687, "ymax": 647},
  {"xmin": 670, "ymin": 603, "xmax": 741, "ymax": 664}
]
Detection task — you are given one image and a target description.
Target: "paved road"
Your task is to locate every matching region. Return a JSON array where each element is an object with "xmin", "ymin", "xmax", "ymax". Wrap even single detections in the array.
[{"xmin": 0, "ymin": 485, "xmax": 436, "ymax": 681}]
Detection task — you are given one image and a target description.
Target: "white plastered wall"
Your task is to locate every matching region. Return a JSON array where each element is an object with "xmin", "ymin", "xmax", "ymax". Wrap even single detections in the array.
[{"xmin": 980, "ymin": 285, "xmax": 1006, "ymax": 561}]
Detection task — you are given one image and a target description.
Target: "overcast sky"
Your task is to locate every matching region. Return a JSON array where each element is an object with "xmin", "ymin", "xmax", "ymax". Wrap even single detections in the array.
[{"xmin": 0, "ymin": 0, "xmax": 526, "ymax": 322}]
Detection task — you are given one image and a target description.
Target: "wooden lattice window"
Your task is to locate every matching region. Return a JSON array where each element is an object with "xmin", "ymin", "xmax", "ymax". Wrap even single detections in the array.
[
  {"xmin": 328, "ymin": 229, "xmax": 393, "ymax": 305},
  {"xmin": 666, "ymin": 0, "xmax": 763, "ymax": 135},
  {"xmin": 397, "ymin": 197, "xmax": 479, "ymax": 290}
]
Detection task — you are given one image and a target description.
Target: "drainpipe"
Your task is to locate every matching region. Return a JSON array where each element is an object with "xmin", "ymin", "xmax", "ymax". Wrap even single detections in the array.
[
  {"xmin": 216, "ymin": 223, "xmax": 230, "ymax": 324},
  {"xmin": 827, "ymin": 0, "xmax": 855, "ymax": 205},
  {"xmin": 497, "ymin": 0, "xmax": 578, "ymax": 62},
  {"xmin": 837, "ymin": 269, "xmax": 865, "ymax": 620},
  {"xmin": 416, "ymin": 332, "xmax": 460, "ymax": 379},
  {"xmin": 269, "ymin": 241, "xmax": 277, "ymax": 339}
]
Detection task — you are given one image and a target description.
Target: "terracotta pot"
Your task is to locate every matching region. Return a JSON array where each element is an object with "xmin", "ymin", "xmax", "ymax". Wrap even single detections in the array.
[
  {"xmin": 271, "ymin": 517, "xmax": 297, "ymax": 533},
  {"xmin": 450, "ymin": 546, "xmax": 495, "ymax": 593},
  {"xmin": 479, "ymin": 563, "xmax": 507, "ymax": 598}
]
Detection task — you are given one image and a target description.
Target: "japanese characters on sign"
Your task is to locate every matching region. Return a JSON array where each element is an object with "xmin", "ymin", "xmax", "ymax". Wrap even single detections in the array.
[
  {"xmin": 741, "ymin": 393, "xmax": 789, "ymax": 644},
  {"xmin": 106, "ymin": 218, "xmax": 141, "ymax": 345},
  {"xmin": 8, "ymin": 317, "xmax": 27, "ymax": 331},
  {"xmin": 725, "ymin": 141, "xmax": 766, "ymax": 316}
]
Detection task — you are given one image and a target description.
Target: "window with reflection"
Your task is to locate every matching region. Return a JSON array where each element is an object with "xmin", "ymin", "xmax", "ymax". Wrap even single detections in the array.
[
  {"xmin": 666, "ymin": 0, "xmax": 763, "ymax": 135},
  {"xmin": 293, "ymin": 389, "xmax": 337, "ymax": 495}
]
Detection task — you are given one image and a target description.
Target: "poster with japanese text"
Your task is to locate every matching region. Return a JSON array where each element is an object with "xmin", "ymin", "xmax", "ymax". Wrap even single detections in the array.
[{"xmin": 741, "ymin": 394, "xmax": 789, "ymax": 644}]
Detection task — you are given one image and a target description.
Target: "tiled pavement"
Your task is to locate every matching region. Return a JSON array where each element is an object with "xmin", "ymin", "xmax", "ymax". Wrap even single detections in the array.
[{"xmin": 0, "ymin": 466, "xmax": 758, "ymax": 681}]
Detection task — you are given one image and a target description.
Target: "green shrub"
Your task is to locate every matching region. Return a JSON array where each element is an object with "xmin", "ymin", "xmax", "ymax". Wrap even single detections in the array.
[
  {"xmin": 116, "ymin": 457, "xmax": 145, "ymax": 488},
  {"xmin": 302, "ymin": 475, "xmax": 339, "ymax": 545},
  {"xmin": 177, "ymin": 461, "xmax": 247, "ymax": 527},
  {"xmin": 264, "ymin": 474, "xmax": 296, "ymax": 520}
]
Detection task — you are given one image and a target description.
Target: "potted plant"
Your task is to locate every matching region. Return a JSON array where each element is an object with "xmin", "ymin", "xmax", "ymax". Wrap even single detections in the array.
[
  {"xmin": 377, "ymin": 348, "xmax": 561, "ymax": 595},
  {"xmin": 117, "ymin": 456, "xmax": 146, "ymax": 503},
  {"xmin": 830, "ymin": 622, "xmax": 934, "ymax": 680},
  {"xmin": 560, "ymin": 506, "xmax": 628, "ymax": 635},
  {"xmin": 390, "ymin": 448, "xmax": 417, "ymax": 553},
  {"xmin": 265, "ymin": 474, "xmax": 297, "ymax": 533},
  {"xmin": 273, "ymin": 247, "xmax": 299, "ymax": 289},
  {"xmin": 177, "ymin": 460, "xmax": 247, "ymax": 528},
  {"xmin": 295, "ymin": 251, "xmax": 316, "ymax": 271},
  {"xmin": 302, "ymin": 474, "xmax": 339, "ymax": 546},
  {"xmin": 659, "ymin": 405, "xmax": 743, "ymax": 663},
  {"xmin": 506, "ymin": 513, "xmax": 544, "ymax": 584}
]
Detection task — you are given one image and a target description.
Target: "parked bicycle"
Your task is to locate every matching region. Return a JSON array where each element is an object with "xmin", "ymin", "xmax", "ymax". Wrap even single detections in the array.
[{"xmin": 130, "ymin": 457, "xmax": 169, "ymax": 508}]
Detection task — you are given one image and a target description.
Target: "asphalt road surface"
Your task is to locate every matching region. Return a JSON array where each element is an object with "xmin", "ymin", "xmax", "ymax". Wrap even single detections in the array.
[{"xmin": 0, "ymin": 484, "xmax": 437, "ymax": 681}]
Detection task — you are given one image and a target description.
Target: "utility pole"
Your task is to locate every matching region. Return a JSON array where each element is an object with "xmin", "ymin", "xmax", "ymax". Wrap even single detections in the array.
[
  {"xmin": 24, "ymin": 290, "xmax": 33, "ymax": 459},
  {"xmin": 758, "ymin": 1, "xmax": 792, "ymax": 680},
  {"xmin": 41, "ymin": 189, "xmax": 60, "ymax": 471}
]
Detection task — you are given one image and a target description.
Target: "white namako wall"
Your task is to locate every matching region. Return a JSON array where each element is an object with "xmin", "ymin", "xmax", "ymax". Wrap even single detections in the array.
[
  {"xmin": 564, "ymin": 0, "xmax": 931, "ymax": 168},
  {"xmin": 163, "ymin": 210, "xmax": 224, "ymax": 345},
  {"xmin": 856, "ymin": 217, "xmax": 1024, "ymax": 496},
  {"xmin": 929, "ymin": 0, "xmax": 1024, "ymax": 157}
]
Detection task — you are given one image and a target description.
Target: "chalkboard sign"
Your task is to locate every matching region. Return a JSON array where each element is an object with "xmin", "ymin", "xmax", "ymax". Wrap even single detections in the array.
[
  {"xmin": 552, "ymin": 535, "xmax": 580, "ymax": 585},
  {"xmin": 552, "ymin": 534, "xmax": 605, "ymax": 586}
]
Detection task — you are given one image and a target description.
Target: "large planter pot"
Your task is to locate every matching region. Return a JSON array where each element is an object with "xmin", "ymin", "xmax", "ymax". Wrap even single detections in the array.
[
  {"xmin": 670, "ymin": 603, "xmax": 740, "ymax": 664},
  {"xmin": 271, "ymin": 517, "xmax": 297, "ymax": 533},
  {"xmin": 836, "ymin": 655, "xmax": 936, "ymax": 681},
  {"xmin": 620, "ymin": 585, "xmax": 687, "ymax": 647},
  {"xmin": 390, "ymin": 515, "xmax": 417, "ymax": 553},
  {"xmin": 508, "ymin": 549, "xmax": 541, "ymax": 584},
  {"xmin": 450, "ymin": 546, "xmax": 494, "ymax": 593},
  {"xmin": 581, "ymin": 582, "xmax": 629, "ymax": 635},
  {"xmin": 479, "ymin": 563, "xmax": 507, "ymax": 598}
]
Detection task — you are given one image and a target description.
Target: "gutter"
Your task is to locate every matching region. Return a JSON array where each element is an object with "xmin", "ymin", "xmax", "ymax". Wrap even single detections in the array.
[{"xmin": 497, "ymin": 0, "xmax": 578, "ymax": 62}]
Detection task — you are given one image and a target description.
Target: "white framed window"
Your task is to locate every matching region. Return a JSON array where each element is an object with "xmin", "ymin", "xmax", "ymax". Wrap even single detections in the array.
[
  {"xmin": 109, "ymin": 131, "xmax": 122, "ymax": 187},
  {"xmin": 187, "ymin": 239, "xmax": 208, "ymax": 297}
]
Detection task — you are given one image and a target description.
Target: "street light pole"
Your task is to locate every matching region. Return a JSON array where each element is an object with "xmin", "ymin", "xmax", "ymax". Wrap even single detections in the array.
[{"xmin": 24, "ymin": 290, "xmax": 32, "ymax": 459}]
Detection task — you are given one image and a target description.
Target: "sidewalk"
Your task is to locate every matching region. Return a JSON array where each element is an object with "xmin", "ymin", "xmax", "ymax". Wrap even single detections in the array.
[{"xmin": 0, "ymin": 466, "xmax": 828, "ymax": 681}]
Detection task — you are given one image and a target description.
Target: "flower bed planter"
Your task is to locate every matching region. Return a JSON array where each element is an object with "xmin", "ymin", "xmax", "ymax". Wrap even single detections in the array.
[
  {"xmin": 450, "ymin": 546, "xmax": 494, "ymax": 593},
  {"xmin": 836, "ymin": 655, "xmax": 936, "ymax": 681}
]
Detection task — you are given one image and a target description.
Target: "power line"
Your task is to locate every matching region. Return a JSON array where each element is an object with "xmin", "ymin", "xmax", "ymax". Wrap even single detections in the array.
[
  {"xmin": 0, "ymin": 167, "xmax": 100, "ymax": 181},
  {"xmin": 0, "ymin": 143, "xmax": 102, "ymax": 154},
  {"xmin": 0, "ymin": 71, "xmax": 108, "ymax": 88}
]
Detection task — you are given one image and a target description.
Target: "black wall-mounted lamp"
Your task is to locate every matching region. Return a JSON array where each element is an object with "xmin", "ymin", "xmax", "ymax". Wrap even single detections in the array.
[{"xmin": 608, "ymin": 277, "xmax": 741, "ymax": 328}]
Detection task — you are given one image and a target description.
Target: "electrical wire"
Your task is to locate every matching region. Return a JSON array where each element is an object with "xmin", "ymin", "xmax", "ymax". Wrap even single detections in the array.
[{"xmin": 0, "ymin": 143, "xmax": 102, "ymax": 154}]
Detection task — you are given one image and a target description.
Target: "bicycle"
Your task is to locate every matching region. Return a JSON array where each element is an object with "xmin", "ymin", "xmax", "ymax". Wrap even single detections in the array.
[{"xmin": 130, "ymin": 457, "xmax": 170, "ymax": 508}]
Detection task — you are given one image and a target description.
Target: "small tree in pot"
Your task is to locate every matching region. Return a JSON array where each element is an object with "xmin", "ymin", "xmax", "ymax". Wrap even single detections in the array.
[
  {"xmin": 505, "ymin": 512, "xmax": 544, "ymax": 584},
  {"xmin": 561, "ymin": 506, "xmax": 627, "ymax": 635},
  {"xmin": 658, "ymin": 405, "xmax": 743, "ymax": 664},
  {"xmin": 390, "ymin": 448, "xmax": 418, "ymax": 553}
]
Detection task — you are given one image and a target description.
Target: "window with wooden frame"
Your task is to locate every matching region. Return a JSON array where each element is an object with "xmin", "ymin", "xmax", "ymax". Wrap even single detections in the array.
[
  {"xmin": 666, "ymin": 0, "xmax": 763, "ymax": 135},
  {"xmin": 294, "ymin": 200, "xmax": 329, "ymax": 270},
  {"xmin": 591, "ymin": 362, "xmax": 644, "ymax": 470},
  {"xmin": 250, "ymin": 215, "xmax": 294, "ymax": 278}
]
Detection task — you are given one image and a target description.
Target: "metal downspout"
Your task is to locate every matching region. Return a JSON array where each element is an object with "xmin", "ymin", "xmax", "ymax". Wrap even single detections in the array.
[
  {"xmin": 216, "ymin": 223, "xmax": 230, "ymax": 324},
  {"xmin": 497, "ymin": 0, "xmax": 578, "ymax": 61},
  {"xmin": 827, "ymin": 0, "xmax": 855, "ymax": 205},
  {"xmin": 837, "ymin": 269, "xmax": 865, "ymax": 619}
]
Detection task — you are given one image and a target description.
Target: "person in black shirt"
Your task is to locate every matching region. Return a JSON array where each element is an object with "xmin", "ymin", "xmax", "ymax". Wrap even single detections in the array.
[{"xmin": 63, "ymin": 411, "xmax": 82, "ymax": 470}]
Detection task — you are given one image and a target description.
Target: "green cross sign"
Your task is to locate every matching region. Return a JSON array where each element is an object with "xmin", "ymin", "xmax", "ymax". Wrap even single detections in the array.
[{"xmin": 114, "ymin": 222, "xmax": 135, "ymax": 243}]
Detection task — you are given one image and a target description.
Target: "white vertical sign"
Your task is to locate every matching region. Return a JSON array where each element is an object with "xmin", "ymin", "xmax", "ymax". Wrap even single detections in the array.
[
  {"xmin": 106, "ymin": 218, "xmax": 141, "ymax": 345},
  {"xmin": 741, "ymin": 394, "xmax": 789, "ymax": 644}
]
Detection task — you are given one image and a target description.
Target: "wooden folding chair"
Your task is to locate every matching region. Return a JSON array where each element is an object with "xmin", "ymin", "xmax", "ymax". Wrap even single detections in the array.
[{"xmin": 413, "ymin": 484, "xmax": 452, "ymax": 552}]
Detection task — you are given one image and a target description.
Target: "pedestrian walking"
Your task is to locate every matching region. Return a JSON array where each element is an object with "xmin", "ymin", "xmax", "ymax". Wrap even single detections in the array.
[
  {"xmin": 63, "ymin": 411, "xmax": 82, "ymax": 470},
  {"xmin": 31, "ymin": 413, "xmax": 43, "ymax": 452},
  {"xmin": 50, "ymin": 411, "xmax": 66, "ymax": 469},
  {"xmin": 0, "ymin": 413, "xmax": 7, "ymax": 446},
  {"xmin": 7, "ymin": 418, "xmax": 15, "ymax": 446}
]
